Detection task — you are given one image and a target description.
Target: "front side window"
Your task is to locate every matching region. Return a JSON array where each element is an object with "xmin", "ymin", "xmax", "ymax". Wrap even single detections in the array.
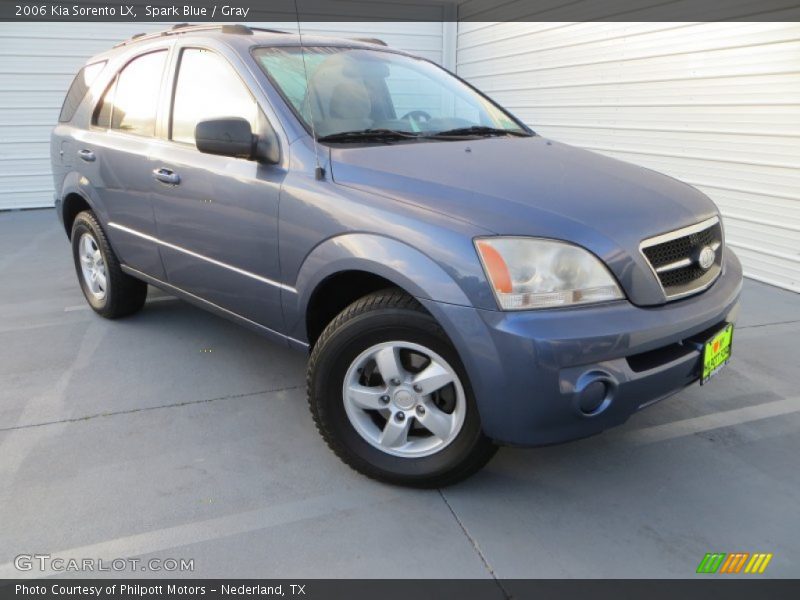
[
  {"xmin": 170, "ymin": 48, "xmax": 257, "ymax": 145},
  {"xmin": 59, "ymin": 61, "xmax": 106, "ymax": 122},
  {"xmin": 254, "ymin": 46, "xmax": 526, "ymax": 139},
  {"xmin": 93, "ymin": 50, "xmax": 167, "ymax": 136}
]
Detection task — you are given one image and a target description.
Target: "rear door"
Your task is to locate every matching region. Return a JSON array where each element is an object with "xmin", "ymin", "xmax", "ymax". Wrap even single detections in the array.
[
  {"xmin": 81, "ymin": 49, "xmax": 170, "ymax": 279},
  {"xmin": 148, "ymin": 45, "xmax": 287, "ymax": 334}
]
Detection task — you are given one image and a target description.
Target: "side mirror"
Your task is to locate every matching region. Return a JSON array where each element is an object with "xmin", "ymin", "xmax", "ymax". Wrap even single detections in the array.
[{"xmin": 195, "ymin": 117, "xmax": 255, "ymax": 159}]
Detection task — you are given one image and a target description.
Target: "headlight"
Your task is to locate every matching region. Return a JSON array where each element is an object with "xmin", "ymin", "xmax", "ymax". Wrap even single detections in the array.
[{"xmin": 475, "ymin": 237, "xmax": 624, "ymax": 310}]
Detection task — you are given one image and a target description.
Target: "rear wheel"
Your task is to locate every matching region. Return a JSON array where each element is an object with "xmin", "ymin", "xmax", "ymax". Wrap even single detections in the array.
[
  {"xmin": 308, "ymin": 289, "xmax": 497, "ymax": 487},
  {"xmin": 71, "ymin": 210, "xmax": 147, "ymax": 318}
]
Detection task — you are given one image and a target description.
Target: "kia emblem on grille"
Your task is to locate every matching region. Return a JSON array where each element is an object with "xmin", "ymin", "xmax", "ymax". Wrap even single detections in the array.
[{"xmin": 698, "ymin": 245, "xmax": 716, "ymax": 270}]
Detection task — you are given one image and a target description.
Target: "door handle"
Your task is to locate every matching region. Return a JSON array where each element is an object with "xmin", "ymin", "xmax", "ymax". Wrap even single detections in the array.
[
  {"xmin": 78, "ymin": 149, "xmax": 96, "ymax": 162},
  {"xmin": 153, "ymin": 167, "xmax": 180, "ymax": 185}
]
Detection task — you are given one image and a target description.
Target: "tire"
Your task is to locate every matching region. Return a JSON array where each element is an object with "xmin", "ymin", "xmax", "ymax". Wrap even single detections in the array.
[
  {"xmin": 70, "ymin": 210, "xmax": 147, "ymax": 318},
  {"xmin": 308, "ymin": 289, "xmax": 497, "ymax": 487}
]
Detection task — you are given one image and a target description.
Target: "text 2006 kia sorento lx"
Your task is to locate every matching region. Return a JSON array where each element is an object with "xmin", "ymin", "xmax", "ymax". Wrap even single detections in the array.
[{"xmin": 52, "ymin": 25, "xmax": 741, "ymax": 486}]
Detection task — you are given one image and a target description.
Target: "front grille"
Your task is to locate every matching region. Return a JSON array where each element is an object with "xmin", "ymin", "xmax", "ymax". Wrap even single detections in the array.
[{"xmin": 641, "ymin": 217, "xmax": 723, "ymax": 300}]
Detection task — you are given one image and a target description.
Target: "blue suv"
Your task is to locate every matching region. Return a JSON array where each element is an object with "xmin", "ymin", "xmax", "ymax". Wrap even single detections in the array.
[{"xmin": 51, "ymin": 25, "xmax": 742, "ymax": 486}]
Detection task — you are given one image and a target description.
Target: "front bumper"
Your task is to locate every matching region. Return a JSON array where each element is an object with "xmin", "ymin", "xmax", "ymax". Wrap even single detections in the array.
[{"xmin": 420, "ymin": 248, "xmax": 743, "ymax": 446}]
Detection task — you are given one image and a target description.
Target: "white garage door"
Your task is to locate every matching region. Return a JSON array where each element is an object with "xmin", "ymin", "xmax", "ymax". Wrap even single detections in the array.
[
  {"xmin": 457, "ymin": 21, "xmax": 800, "ymax": 292},
  {"xmin": 0, "ymin": 21, "xmax": 447, "ymax": 211}
]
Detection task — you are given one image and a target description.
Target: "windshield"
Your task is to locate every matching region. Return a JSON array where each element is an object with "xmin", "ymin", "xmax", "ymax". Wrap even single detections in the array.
[{"xmin": 253, "ymin": 46, "xmax": 528, "ymax": 140}]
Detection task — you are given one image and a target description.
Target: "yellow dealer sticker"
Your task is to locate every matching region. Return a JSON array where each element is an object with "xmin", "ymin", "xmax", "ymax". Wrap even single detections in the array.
[{"xmin": 702, "ymin": 324, "xmax": 733, "ymax": 384}]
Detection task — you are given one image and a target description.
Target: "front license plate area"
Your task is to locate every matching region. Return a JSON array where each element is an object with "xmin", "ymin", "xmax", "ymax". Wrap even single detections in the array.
[{"xmin": 701, "ymin": 323, "xmax": 733, "ymax": 385}]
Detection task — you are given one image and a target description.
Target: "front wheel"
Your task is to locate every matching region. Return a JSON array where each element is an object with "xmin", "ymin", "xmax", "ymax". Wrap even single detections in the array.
[{"xmin": 308, "ymin": 289, "xmax": 497, "ymax": 487}]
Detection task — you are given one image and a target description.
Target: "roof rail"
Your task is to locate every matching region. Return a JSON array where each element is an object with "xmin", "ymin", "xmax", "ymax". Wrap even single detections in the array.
[
  {"xmin": 249, "ymin": 27, "xmax": 291, "ymax": 35},
  {"xmin": 352, "ymin": 37, "xmax": 388, "ymax": 46},
  {"xmin": 113, "ymin": 24, "xmax": 289, "ymax": 48}
]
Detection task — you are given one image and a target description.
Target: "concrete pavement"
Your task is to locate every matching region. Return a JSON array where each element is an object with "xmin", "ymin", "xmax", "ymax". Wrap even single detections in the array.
[{"xmin": 1, "ymin": 208, "xmax": 799, "ymax": 579}]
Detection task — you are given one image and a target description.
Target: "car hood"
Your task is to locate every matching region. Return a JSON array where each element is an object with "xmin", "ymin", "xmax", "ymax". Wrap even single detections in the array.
[{"xmin": 329, "ymin": 136, "xmax": 720, "ymax": 305}]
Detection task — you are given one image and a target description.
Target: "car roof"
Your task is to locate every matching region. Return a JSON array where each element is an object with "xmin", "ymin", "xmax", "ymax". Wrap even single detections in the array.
[{"xmin": 87, "ymin": 24, "xmax": 408, "ymax": 63}]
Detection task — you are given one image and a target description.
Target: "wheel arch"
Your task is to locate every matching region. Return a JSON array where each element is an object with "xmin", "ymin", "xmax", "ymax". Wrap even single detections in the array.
[
  {"xmin": 62, "ymin": 193, "xmax": 92, "ymax": 239},
  {"xmin": 58, "ymin": 172, "xmax": 106, "ymax": 239},
  {"xmin": 304, "ymin": 270, "xmax": 403, "ymax": 348},
  {"xmin": 287, "ymin": 233, "xmax": 472, "ymax": 347}
]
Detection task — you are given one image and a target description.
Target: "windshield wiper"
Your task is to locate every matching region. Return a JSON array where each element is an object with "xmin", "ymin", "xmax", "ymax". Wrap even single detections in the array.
[
  {"xmin": 317, "ymin": 129, "xmax": 421, "ymax": 143},
  {"xmin": 316, "ymin": 126, "xmax": 532, "ymax": 143},
  {"xmin": 430, "ymin": 126, "xmax": 532, "ymax": 138}
]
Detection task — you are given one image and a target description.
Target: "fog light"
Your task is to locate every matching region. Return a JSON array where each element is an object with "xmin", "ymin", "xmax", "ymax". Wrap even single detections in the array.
[{"xmin": 578, "ymin": 381, "xmax": 608, "ymax": 415}]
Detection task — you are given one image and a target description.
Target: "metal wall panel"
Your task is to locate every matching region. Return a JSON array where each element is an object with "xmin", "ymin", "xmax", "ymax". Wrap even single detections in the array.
[{"xmin": 457, "ymin": 22, "xmax": 800, "ymax": 292}]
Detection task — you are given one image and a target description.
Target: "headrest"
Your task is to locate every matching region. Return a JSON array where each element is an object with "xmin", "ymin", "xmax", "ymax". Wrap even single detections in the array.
[{"xmin": 329, "ymin": 81, "xmax": 372, "ymax": 120}]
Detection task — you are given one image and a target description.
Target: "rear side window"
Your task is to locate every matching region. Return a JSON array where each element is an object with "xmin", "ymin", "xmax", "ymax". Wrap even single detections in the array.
[
  {"xmin": 59, "ymin": 61, "xmax": 106, "ymax": 122},
  {"xmin": 93, "ymin": 51, "xmax": 167, "ymax": 136},
  {"xmin": 170, "ymin": 48, "xmax": 257, "ymax": 144}
]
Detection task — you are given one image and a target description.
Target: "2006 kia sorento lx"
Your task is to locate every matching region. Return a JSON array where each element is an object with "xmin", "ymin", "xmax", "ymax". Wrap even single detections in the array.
[{"xmin": 51, "ymin": 25, "xmax": 741, "ymax": 486}]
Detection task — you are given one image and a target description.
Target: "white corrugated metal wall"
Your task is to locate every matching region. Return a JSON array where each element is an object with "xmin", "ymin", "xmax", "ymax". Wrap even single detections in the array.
[
  {"xmin": 456, "ymin": 21, "xmax": 800, "ymax": 292},
  {"xmin": 0, "ymin": 21, "xmax": 447, "ymax": 210},
  {"xmin": 1, "ymin": 20, "xmax": 798, "ymax": 292}
]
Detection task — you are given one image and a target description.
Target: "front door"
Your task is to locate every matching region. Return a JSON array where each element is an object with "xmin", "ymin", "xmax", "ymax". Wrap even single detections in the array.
[{"xmin": 149, "ymin": 46, "xmax": 286, "ymax": 334}]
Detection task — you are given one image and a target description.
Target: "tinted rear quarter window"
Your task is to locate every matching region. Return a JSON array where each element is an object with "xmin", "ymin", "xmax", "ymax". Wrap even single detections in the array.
[
  {"xmin": 59, "ymin": 61, "xmax": 106, "ymax": 123},
  {"xmin": 93, "ymin": 50, "xmax": 167, "ymax": 136}
]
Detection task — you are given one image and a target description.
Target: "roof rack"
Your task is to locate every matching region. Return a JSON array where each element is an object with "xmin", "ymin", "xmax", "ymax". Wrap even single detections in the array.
[
  {"xmin": 249, "ymin": 27, "xmax": 292, "ymax": 35},
  {"xmin": 352, "ymin": 37, "xmax": 388, "ymax": 46},
  {"xmin": 113, "ymin": 24, "xmax": 289, "ymax": 48}
]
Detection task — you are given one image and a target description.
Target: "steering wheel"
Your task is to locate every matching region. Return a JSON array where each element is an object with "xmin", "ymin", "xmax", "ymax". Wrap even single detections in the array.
[{"xmin": 401, "ymin": 110, "xmax": 433, "ymax": 126}]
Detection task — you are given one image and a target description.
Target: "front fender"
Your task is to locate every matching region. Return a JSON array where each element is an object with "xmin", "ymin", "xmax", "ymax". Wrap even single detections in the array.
[{"xmin": 285, "ymin": 233, "xmax": 473, "ymax": 342}]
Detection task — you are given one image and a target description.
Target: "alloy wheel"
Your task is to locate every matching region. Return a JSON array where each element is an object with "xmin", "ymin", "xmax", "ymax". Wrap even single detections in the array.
[
  {"xmin": 78, "ymin": 232, "xmax": 107, "ymax": 300},
  {"xmin": 342, "ymin": 341, "xmax": 466, "ymax": 458}
]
